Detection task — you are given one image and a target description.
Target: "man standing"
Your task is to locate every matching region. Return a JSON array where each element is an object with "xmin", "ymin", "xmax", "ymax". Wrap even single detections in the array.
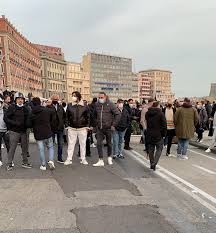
[
  {"xmin": 93, "ymin": 92, "xmax": 120, "ymax": 167},
  {"xmin": 4, "ymin": 92, "xmax": 32, "ymax": 171},
  {"xmin": 140, "ymin": 98, "xmax": 154, "ymax": 153},
  {"xmin": 145, "ymin": 101, "xmax": 167, "ymax": 171},
  {"xmin": 124, "ymin": 99, "xmax": 139, "ymax": 150},
  {"xmin": 163, "ymin": 100, "xmax": 176, "ymax": 156},
  {"xmin": 0, "ymin": 97, "xmax": 10, "ymax": 167},
  {"xmin": 31, "ymin": 97, "xmax": 55, "ymax": 171},
  {"xmin": 51, "ymin": 95, "xmax": 66, "ymax": 163},
  {"xmin": 174, "ymin": 98, "xmax": 199, "ymax": 160},
  {"xmin": 64, "ymin": 91, "xmax": 90, "ymax": 166},
  {"xmin": 112, "ymin": 99, "xmax": 130, "ymax": 159}
]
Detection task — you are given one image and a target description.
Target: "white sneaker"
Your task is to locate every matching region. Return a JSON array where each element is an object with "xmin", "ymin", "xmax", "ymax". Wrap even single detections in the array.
[
  {"xmin": 80, "ymin": 159, "xmax": 88, "ymax": 165},
  {"xmin": 108, "ymin": 157, "xmax": 113, "ymax": 165},
  {"xmin": 64, "ymin": 160, "xmax": 72, "ymax": 166},
  {"xmin": 40, "ymin": 165, "xmax": 46, "ymax": 171},
  {"xmin": 90, "ymin": 143, "xmax": 96, "ymax": 148},
  {"xmin": 1, "ymin": 144, "xmax": 4, "ymax": 149},
  {"xmin": 48, "ymin": 161, "xmax": 55, "ymax": 170},
  {"xmin": 12, "ymin": 161, "xmax": 14, "ymax": 167},
  {"xmin": 205, "ymin": 148, "xmax": 211, "ymax": 153},
  {"xmin": 93, "ymin": 159, "xmax": 104, "ymax": 167},
  {"xmin": 180, "ymin": 156, "xmax": 188, "ymax": 160},
  {"xmin": 0, "ymin": 161, "xmax": 2, "ymax": 167}
]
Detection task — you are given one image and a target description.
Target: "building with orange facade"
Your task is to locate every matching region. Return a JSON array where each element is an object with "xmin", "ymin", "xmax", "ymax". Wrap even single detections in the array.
[{"xmin": 0, "ymin": 15, "xmax": 42, "ymax": 97}]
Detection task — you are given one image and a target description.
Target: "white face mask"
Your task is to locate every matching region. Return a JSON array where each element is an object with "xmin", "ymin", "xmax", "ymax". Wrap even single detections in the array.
[
  {"xmin": 118, "ymin": 103, "xmax": 124, "ymax": 109},
  {"xmin": 99, "ymin": 99, "xmax": 105, "ymax": 104},
  {"xmin": 72, "ymin": 96, "xmax": 78, "ymax": 102},
  {"xmin": 17, "ymin": 103, "xmax": 24, "ymax": 107},
  {"xmin": 129, "ymin": 104, "xmax": 133, "ymax": 108}
]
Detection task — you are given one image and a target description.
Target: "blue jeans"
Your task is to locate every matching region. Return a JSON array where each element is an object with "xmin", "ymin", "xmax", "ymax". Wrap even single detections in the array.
[
  {"xmin": 112, "ymin": 129, "xmax": 126, "ymax": 155},
  {"xmin": 53, "ymin": 131, "xmax": 64, "ymax": 160},
  {"xmin": 177, "ymin": 138, "xmax": 189, "ymax": 156},
  {"xmin": 37, "ymin": 137, "xmax": 54, "ymax": 165}
]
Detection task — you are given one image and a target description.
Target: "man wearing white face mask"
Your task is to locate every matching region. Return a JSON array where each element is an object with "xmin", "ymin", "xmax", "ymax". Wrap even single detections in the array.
[
  {"xmin": 93, "ymin": 92, "xmax": 121, "ymax": 167},
  {"xmin": 64, "ymin": 91, "xmax": 90, "ymax": 166},
  {"xmin": 112, "ymin": 99, "xmax": 130, "ymax": 159},
  {"xmin": 4, "ymin": 92, "xmax": 32, "ymax": 171}
]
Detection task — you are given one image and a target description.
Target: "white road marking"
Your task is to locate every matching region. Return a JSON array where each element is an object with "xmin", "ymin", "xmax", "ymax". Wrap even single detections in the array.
[
  {"xmin": 187, "ymin": 148, "xmax": 216, "ymax": 161},
  {"xmin": 193, "ymin": 164, "xmax": 216, "ymax": 175},
  {"xmin": 125, "ymin": 149, "xmax": 216, "ymax": 215}
]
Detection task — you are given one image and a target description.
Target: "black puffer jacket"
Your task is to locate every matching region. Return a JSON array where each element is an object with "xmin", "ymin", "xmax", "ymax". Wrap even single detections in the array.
[
  {"xmin": 93, "ymin": 101, "xmax": 121, "ymax": 129},
  {"xmin": 66, "ymin": 101, "xmax": 90, "ymax": 128},
  {"xmin": 4, "ymin": 104, "xmax": 31, "ymax": 133},
  {"xmin": 116, "ymin": 108, "xmax": 130, "ymax": 132},
  {"xmin": 145, "ymin": 107, "xmax": 167, "ymax": 143},
  {"xmin": 31, "ymin": 106, "xmax": 55, "ymax": 140}
]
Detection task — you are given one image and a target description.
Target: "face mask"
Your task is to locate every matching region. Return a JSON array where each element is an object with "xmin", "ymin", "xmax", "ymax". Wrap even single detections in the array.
[
  {"xmin": 129, "ymin": 104, "xmax": 133, "ymax": 108},
  {"xmin": 72, "ymin": 96, "xmax": 78, "ymax": 102},
  {"xmin": 17, "ymin": 103, "xmax": 24, "ymax": 107},
  {"xmin": 52, "ymin": 101, "xmax": 58, "ymax": 105},
  {"xmin": 197, "ymin": 105, "xmax": 201, "ymax": 109},
  {"xmin": 99, "ymin": 99, "xmax": 105, "ymax": 104},
  {"xmin": 118, "ymin": 103, "xmax": 124, "ymax": 109},
  {"xmin": 139, "ymin": 108, "xmax": 142, "ymax": 111}
]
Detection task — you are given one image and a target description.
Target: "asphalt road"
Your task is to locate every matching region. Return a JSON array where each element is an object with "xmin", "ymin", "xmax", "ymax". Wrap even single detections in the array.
[{"xmin": 0, "ymin": 142, "xmax": 215, "ymax": 233}]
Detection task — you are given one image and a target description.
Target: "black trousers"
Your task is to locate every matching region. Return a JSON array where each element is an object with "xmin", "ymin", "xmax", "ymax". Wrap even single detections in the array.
[
  {"xmin": 148, "ymin": 139, "xmax": 164, "ymax": 167},
  {"xmin": 0, "ymin": 131, "xmax": 10, "ymax": 161},
  {"xmin": 97, "ymin": 128, "xmax": 112, "ymax": 158},
  {"xmin": 166, "ymin": 129, "xmax": 175, "ymax": 154},
  {"xmin": 124, "ymin": 125, "xmax": 132, "ymax": 147}
]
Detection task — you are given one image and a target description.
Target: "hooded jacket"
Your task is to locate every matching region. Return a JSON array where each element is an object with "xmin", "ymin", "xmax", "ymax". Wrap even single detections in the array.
[
  {"xmin": 145, "ymin": 107, "xmax": 167, "ymax": 143},
  {"xmin": 66, "ymin": 101, "xmax": 90, "ymax": 129},
  {"xmin": 31, "ymin": 105, "xmax": 55, "ymax": 140},
  {"xmin": 174, "ymin": 103, "xmax": 199, "ymax": 139}
]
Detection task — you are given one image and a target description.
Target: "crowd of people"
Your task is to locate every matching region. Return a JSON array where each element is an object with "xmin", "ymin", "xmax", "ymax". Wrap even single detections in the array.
[{"xmin": 0, "ymin": 89, "xmax": 215, "ymax": 172}]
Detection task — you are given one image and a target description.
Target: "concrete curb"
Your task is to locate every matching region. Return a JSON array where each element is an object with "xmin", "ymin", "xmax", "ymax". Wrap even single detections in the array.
[{"xmin": 189, "ymin": 140, "xmax": 216, "ymax": 154}]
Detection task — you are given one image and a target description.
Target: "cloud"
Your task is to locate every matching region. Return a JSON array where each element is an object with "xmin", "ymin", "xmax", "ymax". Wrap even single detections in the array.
[{"xmin": 1, "ymin": 0, "xmax": 216, "ymax": 97}]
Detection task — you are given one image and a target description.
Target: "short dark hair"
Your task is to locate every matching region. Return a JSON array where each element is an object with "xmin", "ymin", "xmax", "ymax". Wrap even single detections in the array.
[
  {"xmin": 128, "ymin": 99, "xmax": 133, "ymax": 103},
  {"xmin": 99, "ymin": 92, "xmax": 107, "ymax": 96},
  {"xmin": 184, "ymin": 98, "xmax": 190, "ymax": 103},
  {"xmin": 148, "ymin": 98, "xmax": 154, "ymax": 103},
  {"xmin": 72, "ymin": 91, "xmax": 82, "ymax": 101},
  {"xmin": 117, "ymin": 99, "xmax": 124, "ymax": 103},
  {"xmin": 92, "ymin": 97, "xmax": 97, "ymax": 103},
  {"xmin": 152, "ymin": 101, "xmax": 160, "ymax": 108},
  {"xmin": 32, "ymin": 97, "xmax": 41, "ymax": 106}
]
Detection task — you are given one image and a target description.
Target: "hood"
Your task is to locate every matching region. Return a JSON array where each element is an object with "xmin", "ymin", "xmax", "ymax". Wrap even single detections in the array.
[
  {"xmin": 32, "ymin": 105, "xmax": 44, "ymax": 114},
  {"xmin": 182, "ymin": 102, "xmax": 192, "ymax": 108},
  {"xmin": 148, "ymin": 107, "xmax": 161, "ymax": 116}
]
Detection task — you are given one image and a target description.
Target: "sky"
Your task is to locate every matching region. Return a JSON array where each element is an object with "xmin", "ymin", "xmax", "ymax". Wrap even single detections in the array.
[{"xmin": 1, "ymin": 0, "xmax": 216, "ymax": 97}]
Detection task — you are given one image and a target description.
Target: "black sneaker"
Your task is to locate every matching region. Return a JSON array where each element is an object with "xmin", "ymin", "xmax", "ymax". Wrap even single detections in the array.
[
  {"xmin": 57, "ymin": 159, "xmax": 65, "ymax": 164},
  {"xmin": 6, "ymin": 165, "xmax": 13, "ymax": 171},
  {"xmin": 22, "ymin": 163, "xmax": 32, "ymax": 169}
]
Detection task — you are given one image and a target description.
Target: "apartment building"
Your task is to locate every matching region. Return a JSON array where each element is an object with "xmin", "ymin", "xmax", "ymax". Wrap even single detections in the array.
[{"xmin": 67, "ymin": 62, "xmax": 90, "ymax": 102}]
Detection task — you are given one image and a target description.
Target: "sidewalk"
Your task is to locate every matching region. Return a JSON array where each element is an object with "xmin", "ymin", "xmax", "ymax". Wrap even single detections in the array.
[{"xmin": 190, "ymin": 131, "xmax": 216, "ymax": 153}]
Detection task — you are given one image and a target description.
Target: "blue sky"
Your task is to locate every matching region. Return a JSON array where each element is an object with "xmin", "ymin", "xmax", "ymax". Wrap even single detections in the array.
[{"xmin": 1, "ymin": 0, "xmax": 216, "ymax": 97}]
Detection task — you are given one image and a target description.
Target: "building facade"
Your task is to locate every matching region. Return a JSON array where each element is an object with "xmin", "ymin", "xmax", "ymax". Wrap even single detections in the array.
[
  {"xmin": 66, "ymin": 62, "xmax": 90, "ymax": 102},
  {"xmin": 131, "ymin": 73, "xmax": 139, "ymax": 101},
  {"xmin": 137, "ymin": 72, "xmax": 151, "ymax": 101},
  {"xmin": 34, "ymin": 44, "xmax": 67, "ymax": 100},
  {"xmin": 0, "ymin": 15, "xmax": 42, "ymax": 96},
  {"xmin": 82, "ymin": 52, "xmax": 135, "ymax": 102},
  {"xmin": 138, "ymin": 69, "xmax": 175, "ymax": 103},
  {"xmin": 209, "ymin": 83, "xmax": 216, "ymax": 97}
]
